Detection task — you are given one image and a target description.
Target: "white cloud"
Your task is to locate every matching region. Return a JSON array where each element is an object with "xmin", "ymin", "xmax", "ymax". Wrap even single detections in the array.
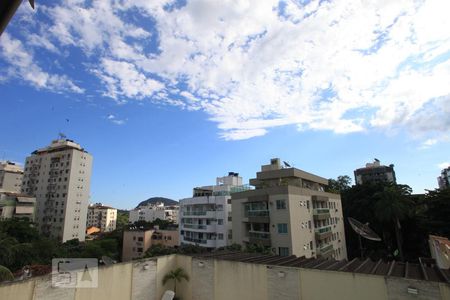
[
  {"xmin": 2, "ymin": 0, "xmax": 450, "ymax": 141},
  {"xmin": 106, "ymin": 114, "xmax": 126, "ymax": 125},
  {"xmin": 0, "ymin": 33, "xmax": 83, "ymax": 93}
]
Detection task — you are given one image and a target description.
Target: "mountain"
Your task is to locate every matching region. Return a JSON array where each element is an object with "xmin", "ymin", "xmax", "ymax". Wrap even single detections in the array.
[{"xmin": 135, "ymin": 197, "xmax": 178, "ymax": 208}]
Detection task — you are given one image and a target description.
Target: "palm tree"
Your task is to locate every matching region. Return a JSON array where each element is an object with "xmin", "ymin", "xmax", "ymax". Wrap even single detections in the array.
[
  {"xmin": 0, "ymin": 265, "xmax": 14, "ymax": 282},
  {"xmin": 162, "ymin": 267, "xmax": 189, "ymax": 296},
  {"xmin": 374, "ymin": 184, "xmax": 411, "ymax": 261}
]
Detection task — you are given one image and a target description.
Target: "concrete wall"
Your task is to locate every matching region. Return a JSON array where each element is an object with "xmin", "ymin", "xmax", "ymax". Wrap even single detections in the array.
[{"xmin": 1, "ymin": 255, "xmax": 449, "ymax": 300}]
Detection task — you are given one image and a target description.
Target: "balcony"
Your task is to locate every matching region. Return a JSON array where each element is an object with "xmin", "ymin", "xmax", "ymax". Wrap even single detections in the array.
[
  {"xmin": 245, "ymin": 210, "xmax": 269, "ymax": 217},
  {"xmin": 247, "ymin": 230, "xmax": 271, "ymax": 247},
  {"xmin": 183, "ymin": 236, "xmax": 208, "ymax": 244},
  {"xmin": 313, "ymin": 208, "xmax": 330, "ymax": 220},
  {"xmin": 312, "ymin": 195, "xmax": 329, "ymax": 202},
  {"xmin": 317, "ymin": 243, "xmax": 333, "ymax": 257},
  {"xmin": 183, "ymin": 211, "xmax": 216, "ymax": 218},
  {"xmin": 315, "ymin": 226, "xmax": 332, "ymax": 240}
]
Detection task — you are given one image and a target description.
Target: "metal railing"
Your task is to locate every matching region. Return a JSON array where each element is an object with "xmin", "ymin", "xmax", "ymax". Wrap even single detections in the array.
[
  {"xmin": 318, "ymin": 244, "xmax": 333, "ymax": 253},
  {"xmin": 313, "ymin": 208, "xmax": 330, "ymax": 215}
]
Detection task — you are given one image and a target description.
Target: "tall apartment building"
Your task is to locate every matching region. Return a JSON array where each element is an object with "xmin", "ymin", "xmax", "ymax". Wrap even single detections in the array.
[
  {"xmin": 437, "ymin": 166, "xmax": 450, "ymax": 190},
  {"xmin": 354, "ymin": 159, "xmax": 396, "ymax": 185},
  {"xmin": 21, "ymin": 139, "xmax": 93, "ymax": 242},
  {"xmin": 232, "ymin": 158, "xmax": 347, "ymax": 260},
  {"xmin": 179, "ymin": 172, "xmax": 250, "ymax": 249},
  {"xmin": 86, "ymin": 203, "xmax": 117, "ymax": 232},
  {"xmin": 129, "ymin": 203, "xmax": 179, "ymax": 224},
  {"xmin": 0, "ymin": 161, "xmax": 23, "ymax": 193}
]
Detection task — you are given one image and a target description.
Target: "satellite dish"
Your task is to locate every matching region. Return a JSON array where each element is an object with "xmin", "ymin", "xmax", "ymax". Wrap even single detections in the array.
[
  {"xmin": 283, "ymin": 161, "xmax": 291, "ymax": 168},
  {"xmin": 348, "ymin": 217, "xmax": 381, "ymax": 241}
]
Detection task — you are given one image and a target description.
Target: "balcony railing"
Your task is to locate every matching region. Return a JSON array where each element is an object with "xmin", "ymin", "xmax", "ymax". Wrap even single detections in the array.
[
  {"xmin": 245, "ymin": 210, "xmax": 269, "ymax": 217},
  {"xmin": 183, "ymin": 224, "xmax": 207, "ymax": 230},
  {"xmin": 183, "ymin": 211, "xmax": 211, "ymax": 216},
  {"xmin": 183, "ymin": 237, "xmax": 207, "ymax": 244},
  {"xmin": 315, "ymin": 225, "xmax": 331, "ymax": 234},
  {"xmin": 313, "ymin": 208, "xmax": 330, "ymax": 215},
  {"xmin": 248, "ymin": 231, "xmax": 270, "ymax": 239},
  {"xmin": 318, "ymin": 244, "xmax": 333, "ymax": 254}
]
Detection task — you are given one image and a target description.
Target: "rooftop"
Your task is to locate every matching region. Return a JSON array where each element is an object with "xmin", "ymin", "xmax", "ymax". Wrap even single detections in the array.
[{"xmin": 191, "ymin": 251, "xmax": 450, "ymax": 284}]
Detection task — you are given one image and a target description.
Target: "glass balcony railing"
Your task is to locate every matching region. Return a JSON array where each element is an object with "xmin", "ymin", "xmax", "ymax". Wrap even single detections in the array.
[
  {"xmin": 248, "ymin": 231, "xmax": 270, "ymax": 240},
  {"xmin": 245, "ymin": 210, "xmax": 269, "ymax": 217},
  {"xmin": 183, "ymin": 237, "xmax": 207, "ymax": 244},
  {"xmin": 183, "ymin": 224, "xmax": 207, "ymax": 230},
  {"xmin": 183, "ymin": 211, "xmax": 213, "ymax": 216},
  {"xmin": 318, "ymin": 244, "xmax": 333, "ymax": 254},
  {"xmin": 315, "ymin": 225, "xmax": 331, "ymax": 234},
  {"xmin": 313, "ymin": 208, "xmax": 330, "ymax": 215}
]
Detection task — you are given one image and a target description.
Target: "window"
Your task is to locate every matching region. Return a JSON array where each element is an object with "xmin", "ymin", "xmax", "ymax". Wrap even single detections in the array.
[
  {"xmin": 137, "ymin": 248, "xmax": 143, "ymax": 253},
  {"xmin": 277, "ymin": 223, "xmax": 288, "ymax": 234},
  {"xmin": 306, "ymin": 200, "xmax": 310, "ymax": 209},
  {"xmin": 218, "ymin": 234, "xmax": 224, "ymax": 240},
  {"xmin": 138, "ymin": 237, "xmax": 143, "ymax": 242},
  {"xmin": 276, "ymin": 199, "xmax": 286, "ymax": 209},
  {"xmin": 227, "ymin": 199, "xmax": 231, "ymax": 204},
  {"xmin": 218, "ymin": 219, "xmax": 223, "ymax": 225},
  {"xmin": 279, "ymin": 247, "xmax": 289, "ymax": 256}
]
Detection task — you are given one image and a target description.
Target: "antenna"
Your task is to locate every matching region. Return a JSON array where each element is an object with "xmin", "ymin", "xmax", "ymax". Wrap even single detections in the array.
[
  {"xmin": 283, "ymin": 161, "xmax": 291, "ymax": 168},
  {"xmin": 58, "ymin": 132, "xmax": 67, "ymax": 140},
  {"xmin": 348, "ymin": 217, "xmax": 381, "ymax": 258}
]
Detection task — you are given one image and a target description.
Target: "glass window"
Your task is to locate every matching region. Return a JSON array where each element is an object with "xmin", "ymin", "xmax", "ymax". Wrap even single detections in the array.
[
  {"xmin": 218, "ymin": 219, "xmax": 223, "ymax": 225},
  {"xmin": 279, "ymin": 247, "xmax": 289, "ymax": 256},
  {"xmin": 277, "ymin": 223, "xmax": 288, "ymax": 234},
  {"xmin": 276, "ymin": 199, "xmax": 286, "ymax": 209}
]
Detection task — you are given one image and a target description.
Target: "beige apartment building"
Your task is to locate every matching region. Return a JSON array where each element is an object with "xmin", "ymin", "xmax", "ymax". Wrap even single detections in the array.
[
  {"xmin": 0, "ymin": 192, "xmax": 36, "ymax": 221},
  {"xmin": 21, "ymin": 138, "xmax": 93, "ymax": 242},
  {"xmin": 232, "ymin": 158, "xmax": 347, "ymax": 260},
  {"xmin": 122, "ymin": 225, "xmax": 179, "ymax": 261},
  {"xmin": 0, "ymin": 161, "xmax": 23, "ymax": 193},
  {"xmin": 86, "ymin": 203, "xmax": 117, "ymax": 232}
]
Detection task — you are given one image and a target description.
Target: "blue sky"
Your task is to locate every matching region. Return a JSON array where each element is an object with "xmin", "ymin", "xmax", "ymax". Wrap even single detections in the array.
[{"xmin": 1, "ymin": 0, "xmax": 449, "ymax": 209}]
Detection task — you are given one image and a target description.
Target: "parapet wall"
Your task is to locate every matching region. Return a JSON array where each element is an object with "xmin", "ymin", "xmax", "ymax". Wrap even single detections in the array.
[{"xmin": 0, "ymin": 254, "xmax": 449, "ymax": 300}]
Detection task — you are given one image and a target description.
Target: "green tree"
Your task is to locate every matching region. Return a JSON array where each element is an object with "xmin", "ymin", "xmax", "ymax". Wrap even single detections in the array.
[
  {"xmin": 0, "ymin": 265, "xmax": 14, "ymax": 282},
  {"xmin": 162, "ymin": 267, "xmax": 189, "ymax": 296},
  {"xmin": 0, "ymin": 235, "xmax": 18, "ymax": 267},
  {"xmin": 373, "ymin": 184, "xmax": 412, "ymax": 261},
  {"xmin": 327, "ymin": 175, "xmax": 352, "ymax": 193},
  {"xmin": 421, "ymin": 188, "xmax": 450, "ymax": 237}
]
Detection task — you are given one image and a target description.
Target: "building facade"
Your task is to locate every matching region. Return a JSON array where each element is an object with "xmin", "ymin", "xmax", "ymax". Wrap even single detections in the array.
[
  {"xmin": 437, "ymin": 166, "xmax": 450, "ymax": 190},
  {"xmin": 232, "ymin": 158, "xmax": 347, "ymax": 260},
  {"xmin": 21, "ymin": 139, "xmax": 93, "ymax": 242},
  {"xmin": 86, "ymin": 203, "xmax": 117, "ymax": 232},
  {"xmin": 179, "ymin": 172, "xmax": 251, "ymax": 249},
  {"xmin": 0, "ymin": 192, "xmax": 36, "ymax": 221},
  {"xmin": 122, "ymin": 225, "xmax": 179, "ymax": 261},
  {"xmin": 129, "ymin": 203, "xmax": 179, "ymax": 224},
  {"xmin": 354, "ymin": 159, "xmax": 396, "ymax": 185},
  {"xmin": 0, "ymin": 161, "xmax": 23, "ymax": 193}
]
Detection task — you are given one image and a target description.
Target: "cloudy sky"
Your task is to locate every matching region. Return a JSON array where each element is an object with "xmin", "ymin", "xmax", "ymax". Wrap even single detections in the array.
[{"xmin": 1, "ymin": 0, "xmax": 449, "ymax": 208}]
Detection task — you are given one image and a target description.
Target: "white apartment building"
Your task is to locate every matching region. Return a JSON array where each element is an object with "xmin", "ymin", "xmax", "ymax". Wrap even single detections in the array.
[
  {"xmin": 232, "ymin": 159, "xmax": 347, "ymax": 260},
  {"xmin": 129, "ymin": 203, "xmax": 179, "ymax": 224},
  {"xmin": 86, "ymin": 203, "xmax": 117, "ymax": 232},
  {"xmin": 179, "ymin": 172, "xmax": 251, "ymax": 249},
  {"xmin": 0, "ymin": 161, "xmax": 23, "ymax": 193},
  {"xmin": 21, "ymin": 138, "xmax": 93, "ymax": 242}
]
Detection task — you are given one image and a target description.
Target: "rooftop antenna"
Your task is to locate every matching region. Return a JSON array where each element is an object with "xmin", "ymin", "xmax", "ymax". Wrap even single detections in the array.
[
  {"xmin": 374, "ymin": 158, "xmax": 380, "ymax": 162},
  {"xmin": 58, "ymin": 132, "xmax": 67, "ymax": 140},
  {"xmin": 283, "ymin": 161, "xmax": 291, "ymax": 168},
  {"xmin": 348, "ymin": 217, "xmax": 382, "ymax": 259}
]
